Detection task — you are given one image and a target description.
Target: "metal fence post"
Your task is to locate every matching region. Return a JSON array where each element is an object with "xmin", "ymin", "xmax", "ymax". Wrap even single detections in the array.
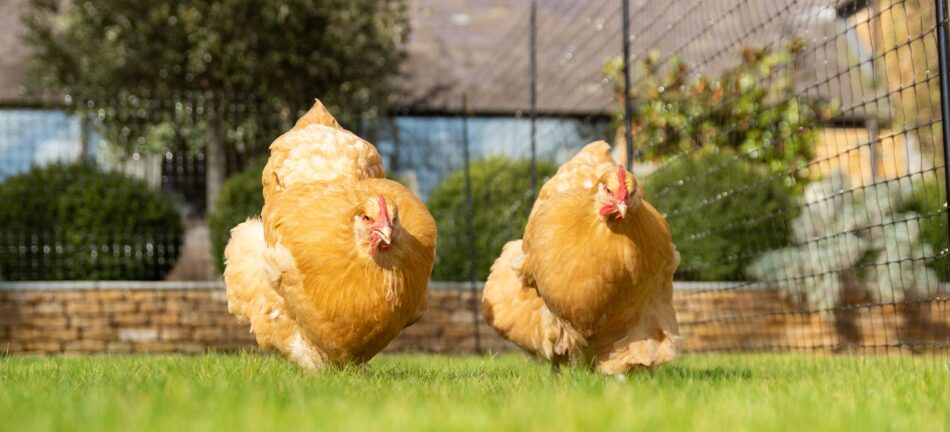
[
  {"xmin": 529, "ymin": 0, "xmax": 538, "ymax": 206},
  {"xmin": 461, "ymin": 93, "xmax": 482, "ymax": 354},
  {"xmin": 621, "ymin": 0, "xmax": 634, "ymax": 170},
  {"xmin": 936, "ymin": 0, "xmax": 950, "ymax": 254}
]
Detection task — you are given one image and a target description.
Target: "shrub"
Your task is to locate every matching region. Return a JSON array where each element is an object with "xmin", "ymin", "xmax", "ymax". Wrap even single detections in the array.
[
  {"xmin": 899, "ymin": 174, "xmax": 948, "ymax": 281},
  {"xmin": 605, "ymin": 42, "xmax": 834, "ymax": 187},
  {"xmin": 747, "ymin": 172, "xmax": 938, "ymax": 310},
  {"xmin": 643, "ymin": 148, "xmax": 796, "ymax": 281},
  {"xmin": 0, "ymin": 163, "xmax": 183, "ymax": 280},
  {"xmin": 208, "ymin": 158, "xmax": 267, "ymax": 272},
  {"xmin": 429, "ymin": 157, "xmax": 557, "ymax": 281}
]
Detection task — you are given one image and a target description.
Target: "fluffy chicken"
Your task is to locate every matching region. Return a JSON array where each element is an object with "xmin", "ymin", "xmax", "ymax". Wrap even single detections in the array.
[
  {"xmin": 224, "ymin": 100, "xmax": 436, "ymax": 370},
  {"xmin": 482, "ymin": 141, "xmax": 679, "ymax": 374}
]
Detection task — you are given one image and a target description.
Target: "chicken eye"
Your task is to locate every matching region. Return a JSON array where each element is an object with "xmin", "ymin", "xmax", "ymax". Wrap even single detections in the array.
[{"xmin": 361, "ymin": 215, "xmax": 372, "ymax": 223}]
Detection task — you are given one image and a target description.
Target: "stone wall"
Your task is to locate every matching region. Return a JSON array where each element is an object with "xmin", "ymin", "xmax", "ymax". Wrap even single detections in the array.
[
  {"xmin": 675, "ymin": 289, "xmax": 950, "ymax": 354},
  {"xmin": 1, "ymin": 282, "xmax": 947, "ymax": 356},
  {"xmin": 0, "ymin": 284, "xmax": 254, "ymax": 354},
  {"xmin": 0, "ymin": 282, "xmax": 512, "ymax": 355}
]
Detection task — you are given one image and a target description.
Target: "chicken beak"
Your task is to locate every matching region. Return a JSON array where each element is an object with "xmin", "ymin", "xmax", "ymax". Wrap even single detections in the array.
[
  {"xmin": 374, "ymin": 226, "xmax": 393, "ymax": 246},
  {"xmin": 615, "ymin": 202, "xmax": 628, "ymax": 219}
]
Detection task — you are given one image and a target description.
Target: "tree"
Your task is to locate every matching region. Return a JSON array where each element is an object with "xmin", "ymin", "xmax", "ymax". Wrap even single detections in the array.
[{"xmin": 22, "ymin": 0, "xmax": 409, "ymax": 209}]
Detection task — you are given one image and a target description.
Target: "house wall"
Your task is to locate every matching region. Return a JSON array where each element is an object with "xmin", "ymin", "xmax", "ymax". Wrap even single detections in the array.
[{"xmin": 813, "ymin": 127, "xmax": 932, "ymax": 187}]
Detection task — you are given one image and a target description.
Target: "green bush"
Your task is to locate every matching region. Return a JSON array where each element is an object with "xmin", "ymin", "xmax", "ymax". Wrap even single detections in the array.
[
  {"xmin": 429, "ymin": 157, "xmax": 557, "ymax": 281},
  {"xmin": 900, "ymin": 175, "xmax": 948, "ymax": 281},
  {"xmin": 643, "ymin": 148, "xmax": 796, "ymax": 281},
  {"xmin": 208, "ymin": 158, "xmax": 267, "ymax": 272},
  {"xmin": 0, "ymin": 163, "xmax": 183, "ymax": 280}
]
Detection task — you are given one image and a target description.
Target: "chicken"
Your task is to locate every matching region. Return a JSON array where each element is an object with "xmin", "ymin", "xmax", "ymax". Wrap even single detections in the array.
[
  {"xmin": 224, "ymin": 100, "xmax": 436, "ymax": 370},
  {"xmin": 482, "ymin": 141, "xmax": 679, "ymax": 374},
  {"xmin": 529, "ymin": 141, "xmax": 616, "ymax": 217},
  {"xmin": 261, "ymin": 99, "xmax": 384, "ymax": 201}
]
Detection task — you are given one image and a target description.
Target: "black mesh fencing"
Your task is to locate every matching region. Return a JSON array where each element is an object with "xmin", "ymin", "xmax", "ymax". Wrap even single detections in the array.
[{"xmin": 445, "ymin": 0, "xmax": 950, "ymax": 356}]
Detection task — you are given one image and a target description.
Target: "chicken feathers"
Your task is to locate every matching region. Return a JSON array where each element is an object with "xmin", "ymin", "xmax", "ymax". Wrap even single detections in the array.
[
  {"xmin": 224, "ymin": 218, "xmax": 325, "ymax": 369},
  {"xmin": 530, "ymin": 140, "xmax": 616, "ymax": 217},
  {"xmin": 262, "ymin": 100, "xmax": 384, "ymax": 201},
  {"xmin": 483, "ymin": 142, "xmax": 679, "ymax": 374},
  {"xmin": 260, "ymin": 180, "xmax": 436, "ymax": 364},
  {"xmin": 481, "ymin": 240, "xmax": 584, "ymax": 364},
  {"xmin": 224, "ymin": 100, "xmax": 435, "ymax": 370}
]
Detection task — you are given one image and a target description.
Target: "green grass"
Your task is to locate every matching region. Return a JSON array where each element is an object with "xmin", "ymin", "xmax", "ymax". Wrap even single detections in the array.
[{"xmin": 0, "ymin": 353, "xmax": 947, "ymax": 431}]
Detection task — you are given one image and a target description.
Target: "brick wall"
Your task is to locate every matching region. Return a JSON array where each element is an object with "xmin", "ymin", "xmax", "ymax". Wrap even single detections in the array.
[{"xmin": 1, "ymin": 282, "xmax": 947, "ymax": 356}]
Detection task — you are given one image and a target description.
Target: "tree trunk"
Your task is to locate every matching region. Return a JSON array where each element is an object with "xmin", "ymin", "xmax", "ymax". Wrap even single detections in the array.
[
  {"xmin": 78, "ymin": 114, "xmax": 93, "ymax": 164},
  {"xmin": 389, "ymin": 116, "xmax": 400, "ymax": 174},
  {"xmin": 205, "ymin": 107, "xmax": 226, "ymax": 216}
]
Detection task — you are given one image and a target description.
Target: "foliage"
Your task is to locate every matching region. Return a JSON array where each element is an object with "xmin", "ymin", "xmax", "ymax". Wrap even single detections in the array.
[
  {"xmin": 22, "ymin": 0, "xmax": 410, "ymax": 207},
  {"xmin": 898, "ymin": 173, "xmax": 948, "ymax": 282},
  {"xmin": 747, "ymin": 171, "xmax": 938, "ymax": 310},
  {"xmin": 644, "ymin": 148, "xmax": 796, "ymax": 281},
  {"xmin": 428, "ymin": 157, "xmax": 557, "ymax": 281},
  {"xmin": 0, "ymin": 163, "xmax": 183, "ymax": 280},
  {"xmin": 0, "ymin": 354, "xmax": 946, "ymax": 431},
  {"xmin": 605, "ymin": 42, "xmax": 834, "ymax": 184},
  {"xmin": 208, "ymin": 158, "xmax": 267, "ymax": 272},
  {"xmin": 22, "ymin": 0, "xmax": 408, "ymax": 127}
]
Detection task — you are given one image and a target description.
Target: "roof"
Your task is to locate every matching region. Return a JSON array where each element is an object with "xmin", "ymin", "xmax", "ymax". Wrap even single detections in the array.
[
  {"xmin": 0, "ymin": 0, "xmax": 30, "ymax": 102},
  {"xmin": 402, "ymin": 0, "xmax": 880, "ymax": 119},
  {"xmin": 1, "ymin": 0, "xmax": 879, "ymax": 120}
]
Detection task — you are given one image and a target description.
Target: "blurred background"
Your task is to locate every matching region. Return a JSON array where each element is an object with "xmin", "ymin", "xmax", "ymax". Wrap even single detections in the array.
[{"xmin": 0, "ymin": 0, "xmax": 947, "ymax": 356}]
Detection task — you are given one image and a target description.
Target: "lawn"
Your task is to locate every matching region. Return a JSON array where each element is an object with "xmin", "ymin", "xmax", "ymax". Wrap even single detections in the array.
[{"xmin": 0, "ymin": 353, "xmax": 946, "ymax": 431}]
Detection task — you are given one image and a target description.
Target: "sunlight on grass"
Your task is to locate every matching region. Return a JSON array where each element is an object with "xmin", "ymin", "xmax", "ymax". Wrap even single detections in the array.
[{"xmin": 0, "ymin": 353, "xmax": 946, "ymax": 431}]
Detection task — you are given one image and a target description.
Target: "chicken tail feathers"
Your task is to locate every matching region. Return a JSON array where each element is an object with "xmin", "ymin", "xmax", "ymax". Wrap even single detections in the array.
[
  {"xmin": 482, "ymin": 240, "xmax": 584, "ymax": 362},
  {"xmin": 224, "ymin": 219, "xmax": 271, "ymax": 326},
  {"xmin": 224, "ymin": 218, "xmax": 327, "ymax": 370}
]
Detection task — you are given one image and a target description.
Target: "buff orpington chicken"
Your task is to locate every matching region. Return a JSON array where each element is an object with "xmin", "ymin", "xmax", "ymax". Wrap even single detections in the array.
[
  {"xmin": 482, "ymin": 141, "xmax": 679, "ymax": 375},
  {"xmin": 223, "ymin": 100, "xmax": 436, "ymax": 370}
]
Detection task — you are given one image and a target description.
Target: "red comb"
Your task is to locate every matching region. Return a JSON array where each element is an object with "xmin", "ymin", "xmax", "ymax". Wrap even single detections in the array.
[
  {"xmin": 376, "ymin": 196, "xmax": 390, "ymax": 225},
  {"xmin": 615, "ymin": 165, "xmax": 628, "ymax": 199}
]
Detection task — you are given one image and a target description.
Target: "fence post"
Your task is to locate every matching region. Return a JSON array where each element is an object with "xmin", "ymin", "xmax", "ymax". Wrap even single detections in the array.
[
  {"xmin": 937, "ymin": 0, "xmax": 950, "ymax": 251},
  {"xmin": 529, "ymin": 0, "xmax": 538, "ymax": 206},
  {"xmin": 461, "ymin": 93, "xmax": 482, "ymax": 354},
  {"xmin": 621, "ymin": 0, "xmax": 634, "ymax": 170}
]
